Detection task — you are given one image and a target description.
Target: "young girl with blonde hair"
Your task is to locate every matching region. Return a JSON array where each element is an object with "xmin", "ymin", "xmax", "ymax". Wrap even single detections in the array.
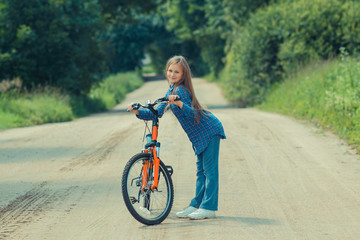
[{"xmin": 128, "ymin": 56, "xmax": 226, "ymax": 220}]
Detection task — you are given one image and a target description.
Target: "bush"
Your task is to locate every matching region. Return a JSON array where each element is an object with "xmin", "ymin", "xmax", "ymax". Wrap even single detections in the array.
[
  {"xmin": 259, "ymin": 54, "xmax": 360, "ymax": 151},
  {"xmin": 222, "ymin": 0, "xmax": 360, "ymax": 106},
  {"xmin": 87, "ymin": 72, "xmax": 143, "ymax": 111},
  {"xmin": 0, "ymin": 72, "xmax": 143, "ymax": 129},
  {"xmin": 0, "ymin": 0, "xmax": 106, "ymax": 96},
  {"xmin": 0, "ymin": 110, "xmax": 24, "ymax": 130},
  {"xmin": 0, "ymin": 88, "xmax": 74, "ymax": 128}
]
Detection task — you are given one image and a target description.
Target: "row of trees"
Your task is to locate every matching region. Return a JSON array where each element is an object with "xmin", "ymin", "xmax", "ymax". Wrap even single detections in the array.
[
  {"xmin": 0, "ymin": 0, "xmax": 275, "ymax": 96},
  {"xmin": 1, "ymin": 0, "xmax": 360, "ymax": 104},
  {"xmin": 0, "ymin": 0, "xmax": 158, "ymax": 95},
  {"xmin": 155, "ymin": 0, "xmax": 360, "ymax": 106}
]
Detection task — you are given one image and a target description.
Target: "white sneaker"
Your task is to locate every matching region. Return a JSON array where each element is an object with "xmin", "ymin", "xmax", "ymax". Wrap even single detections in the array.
[
  {"xmin": 139, "ymin": 206, "xmax": 151, "ymax": 215},
  {"xmin": 188, "ymin": 208, "xmax": 216, "ymax": 220},
  {"xmin": 176, "ymin": 206, "xmax": 197, "ymax": 218}
]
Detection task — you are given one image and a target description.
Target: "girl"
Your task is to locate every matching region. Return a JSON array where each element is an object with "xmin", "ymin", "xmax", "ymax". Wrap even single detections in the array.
[{"xmin": 128, "ymin": 56, "xmax": 226, "ymax": 220}]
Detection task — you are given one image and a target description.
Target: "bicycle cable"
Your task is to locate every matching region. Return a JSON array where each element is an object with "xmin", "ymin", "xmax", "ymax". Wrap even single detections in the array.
[{"xmin": 141, "ymin": 120, "xmax": 151, "ymax": 149}]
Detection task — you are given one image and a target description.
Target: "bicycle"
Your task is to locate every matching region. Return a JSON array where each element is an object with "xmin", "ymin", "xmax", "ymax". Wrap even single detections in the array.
[{"xmin": 121, "ymin": 97, "xmax": 179, "ymax": 225}]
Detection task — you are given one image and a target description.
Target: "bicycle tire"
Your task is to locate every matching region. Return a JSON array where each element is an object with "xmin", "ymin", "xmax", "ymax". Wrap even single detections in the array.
[{"xmin": 121, "ymin": 153, "xmax": 174, "ymax": 225}]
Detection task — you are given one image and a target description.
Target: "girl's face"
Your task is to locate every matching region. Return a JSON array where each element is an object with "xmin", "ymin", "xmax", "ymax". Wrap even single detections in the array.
[{"xmin": 167, "ymin": 63, "xmax": 183, "ymax": 85}]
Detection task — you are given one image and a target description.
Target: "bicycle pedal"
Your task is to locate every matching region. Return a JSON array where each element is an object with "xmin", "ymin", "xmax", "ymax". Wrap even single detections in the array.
[
  {"xmin": 130, "ymin": 196, "xmax": 137, "ymax": 204},
  {"xmin": 140, "ymin": 206, "xmax": 151, "ymax": 215}
]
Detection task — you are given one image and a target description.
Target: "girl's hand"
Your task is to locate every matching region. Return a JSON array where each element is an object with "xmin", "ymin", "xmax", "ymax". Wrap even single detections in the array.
[
  {"xmin": 127, "ymin": 103, "xmax": 139, "ymax": 115},
  {"xmin": 168, "ymin": 95, "xmax": 183, "ymax": 109}
]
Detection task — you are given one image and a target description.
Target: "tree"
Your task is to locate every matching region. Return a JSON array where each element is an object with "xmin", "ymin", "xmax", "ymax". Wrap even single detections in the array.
[
  {"xmin": 144, "ymin": 12, "xmax": 209, "ymax": 76},
  {"xmin": 98, "ymin": 0, "xmax": 158, "ymax": 23},
  {"xmin": 156, "ymin": 0, "xmax": 211, "ymax": 76},
  {"xmin": 98, "ymin": 0, "xmax": 163, "ymax": 73},
  {"xmin": 102, "ymin": 18, "xmax": 152, "ymax": 73},
  {"xmin": 158, "ymin": 0, "xmax": 272, "ymax": 77},
  {"xmin": 0, "ymin": 0, "xmax": 106, "ymax": 95}
]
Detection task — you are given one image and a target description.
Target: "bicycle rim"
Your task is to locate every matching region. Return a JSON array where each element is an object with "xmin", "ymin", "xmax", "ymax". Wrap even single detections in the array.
[{"xmin": 122, "ymin": 153, "xmax": 174, "ymax": 225}]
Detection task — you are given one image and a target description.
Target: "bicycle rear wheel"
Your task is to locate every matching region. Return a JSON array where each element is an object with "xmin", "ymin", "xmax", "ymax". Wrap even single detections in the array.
[{"xmin": 121, "ymin": 153, "xmax": 174, "ymax": 225}]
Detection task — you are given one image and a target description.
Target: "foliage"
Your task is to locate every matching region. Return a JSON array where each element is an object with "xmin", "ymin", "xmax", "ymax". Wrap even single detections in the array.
[
  {"xmin": 98, "ymin": 0, "xmax": 157, "ymax": 23},
  {"xmin": 259, "ymin": 54, "xmax": 360, "ymax": 152},
  {"xmin": 157, "ymin": 0, "xmax": 216, "ymax": 76},
  {"xmin": 203, "ymin": 0, "xmax": 273, "ymax": 76},
  {"xmin": 0, "ymin": 72, "xmax": 143, "ymax": 129},
  {"xmin": 158, "ymin": 0, "xmax": 272, "ymax": 77},
  {"xmin": 0, "ymin": 87, "xmax": 74, "ymax": 129},
  {"xmin": 103, "ymin": 19, "xmax": 152, "ymax": 73},
  {"xmin": 222, "ymin": 0, "xmax": 360, "ymax": 106},
  {"xmin": 144, "ymin": 11, "xmax": 210, "ymax": 76},
  {"xmin": 0, "ymin": 0, "xmax": 107, "ymax": 96},
  {"xmin": 1, "ymin": 0, "xmax": 359, "ymax": 115},
  {"xmin": 147, "ymin": 38, "xmax": 210, "ymax": 77},
  {"xmin": 86, "ymin": 72, "xmax": 143, "ymax": 112},
  {"xmin": 99, "ymin": 1, "xmax": 162, "ymax": 73}
]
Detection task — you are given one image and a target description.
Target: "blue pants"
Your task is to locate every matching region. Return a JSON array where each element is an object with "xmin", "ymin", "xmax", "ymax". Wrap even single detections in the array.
[{"xmin": 189, "ymin": 135, "xmax": 220, "ymax": 211}]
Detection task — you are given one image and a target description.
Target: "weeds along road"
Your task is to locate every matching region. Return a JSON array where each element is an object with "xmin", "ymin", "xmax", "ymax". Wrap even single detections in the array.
[{"xmin": 0, "ymin": 78, "xmax": 360, "ymax": 240}]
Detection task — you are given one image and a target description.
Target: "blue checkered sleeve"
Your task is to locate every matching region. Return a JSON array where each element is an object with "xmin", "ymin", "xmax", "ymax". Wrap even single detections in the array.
[{"xmin": 134, "ymin": 84, "xmax": 226, "ymax": 155}]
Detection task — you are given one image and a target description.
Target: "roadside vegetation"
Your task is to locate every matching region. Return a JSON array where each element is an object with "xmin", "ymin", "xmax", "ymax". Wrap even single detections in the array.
[
  {"xmin": 1, "ymin": 0, "xmax": 359, "ymax": 151},
  {"xmin": 219, "ymin": 0, "xmax": 360, "ymax": 107},
  {"xmin": 259, "ymin": 52, "xmax": 360, "ymax": 152},
  {"xmin": 0, "ymin": 72, "xmax": 143, "ymax": 130}
]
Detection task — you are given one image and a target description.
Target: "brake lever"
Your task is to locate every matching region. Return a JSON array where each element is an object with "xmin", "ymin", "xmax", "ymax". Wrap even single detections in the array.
[
  {"xmin": 156, "ymin": 97, "xmax": 168, "ymax": 103},
  {"xmin": 157, "ymin": 96, "xmax": 181, "ymax": 103}
]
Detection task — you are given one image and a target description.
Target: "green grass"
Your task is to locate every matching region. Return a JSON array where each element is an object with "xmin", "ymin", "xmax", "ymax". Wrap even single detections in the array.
[
  {"xmin": 0, "ymin": 72, "xmax": 143, "ymax": 130},
  {"xmin": 86, "ymin": 72, "xmax": 143, "ymax": 112},
  {"xmin": 258, "ymin": 54, "xmax": 360, "ymax": 152},
  {"xmin": 142, "ymin": 65, "xmax": 156, "ymax": 75},
  {"xmin": 0, "ymin": 110, "xmax": 24, "ymax": 129},
  {"xmin": 0, "ymin": 88, "xmax": 74, "ymax": 129}
]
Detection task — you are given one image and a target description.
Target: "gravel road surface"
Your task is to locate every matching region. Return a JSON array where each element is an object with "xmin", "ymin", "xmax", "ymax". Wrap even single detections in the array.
[{"xmin": 0, "ymin": 78, "xmax": 359, "ymax": 239}]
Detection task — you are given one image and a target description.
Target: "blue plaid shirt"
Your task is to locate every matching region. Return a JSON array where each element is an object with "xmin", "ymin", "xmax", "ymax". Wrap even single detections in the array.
[{"xmin": 137, "ymin": 84, "xmax": 226, "ymax": 155}]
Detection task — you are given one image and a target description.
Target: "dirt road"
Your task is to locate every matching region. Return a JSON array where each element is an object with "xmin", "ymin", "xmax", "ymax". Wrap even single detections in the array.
[{"xmin": 0, "ymin": 79, "xmax": 360, "ymax": 239}]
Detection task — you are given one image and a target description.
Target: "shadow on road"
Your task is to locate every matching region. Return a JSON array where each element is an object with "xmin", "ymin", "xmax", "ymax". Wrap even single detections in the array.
[
  {"xmin": 139, "ymin": 215, "xmax": 279, "ymax": 229},
  {"xmin": 216, "ymin": 216, "xmax": 279, "ymax": 225}
]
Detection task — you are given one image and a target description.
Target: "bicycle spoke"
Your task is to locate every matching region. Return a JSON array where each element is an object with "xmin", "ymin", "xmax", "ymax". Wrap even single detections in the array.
[{"xmin": 122, "ymin": 153, "xmax": 174, "ymax": 225}]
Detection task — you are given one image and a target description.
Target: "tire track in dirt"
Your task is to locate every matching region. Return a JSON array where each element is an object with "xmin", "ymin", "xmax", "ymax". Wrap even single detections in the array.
[
  {"xmin": 0, "ymin": 182, "xmax": 80, "ymax": 239},
  {"xmin": 2, "ymin": 79, "xmax": 360, "ymax": 239},
  {"xmin": 0, "ymin": 125, "xmax": 134, "ymax": 238},
  {"xmin": 60, "ymin": 127, "xmax": 133, "ymax": 172}
]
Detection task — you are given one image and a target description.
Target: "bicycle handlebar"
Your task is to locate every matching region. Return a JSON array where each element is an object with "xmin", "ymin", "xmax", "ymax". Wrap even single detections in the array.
[{"xmin": 128, "ymin": 96, "xmax": 181, "ymax": 111}]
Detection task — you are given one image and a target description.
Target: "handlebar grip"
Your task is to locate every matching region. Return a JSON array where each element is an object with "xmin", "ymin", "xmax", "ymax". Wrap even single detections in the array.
[{"xmin": 128, "ymin": 103, "xmax": 141, "ymax": 111}]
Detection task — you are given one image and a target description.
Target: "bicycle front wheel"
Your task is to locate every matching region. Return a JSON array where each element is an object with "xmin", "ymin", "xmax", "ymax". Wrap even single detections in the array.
[{"xmin": 121, "ymin": 153, "xmax": 174, "ymax": 225}]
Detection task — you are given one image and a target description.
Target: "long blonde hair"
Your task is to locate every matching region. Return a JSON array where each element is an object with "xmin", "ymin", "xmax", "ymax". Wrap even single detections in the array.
[{"xmin": 165, "ymin": 56, "xmax": 207, "ymax": 122}]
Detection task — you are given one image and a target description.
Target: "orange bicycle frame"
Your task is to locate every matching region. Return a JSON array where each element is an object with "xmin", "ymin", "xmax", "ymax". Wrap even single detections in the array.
[
  {"xmin": 141, "ymin": 124, "xmax": 160, "ymax": 191},
  {"xmin": 136, "ymin": 96, "xmax": 178, "ymax": 192}
]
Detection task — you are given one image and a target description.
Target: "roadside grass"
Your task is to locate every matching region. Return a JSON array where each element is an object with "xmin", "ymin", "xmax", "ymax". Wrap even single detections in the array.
[
  {"xmin": 0, "ymin": 72, "xmax": 143, "ymax": 130},
  {"xmin": 142, "ymin": 65, "xmax": 155, "ymax": 75},
  {"xmin": 258, "ymin": 54, "xmax": 360, "ymax": 152},
  {"xmin": 0, "ymin": 88, "xmax": 74, "ymax": 129},
  {"xmin": 82, "ymin": 72, "xmax": 143, "ymax": 114},
  {"xmin": 0, "ymin": 110, "xmax": 24, "ymax": 129}
]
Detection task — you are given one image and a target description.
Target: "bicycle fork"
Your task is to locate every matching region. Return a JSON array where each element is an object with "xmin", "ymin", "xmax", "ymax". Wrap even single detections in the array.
[{"xmin": 141, "ymin": 147, "xmax": 160, "ymax": 192}]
